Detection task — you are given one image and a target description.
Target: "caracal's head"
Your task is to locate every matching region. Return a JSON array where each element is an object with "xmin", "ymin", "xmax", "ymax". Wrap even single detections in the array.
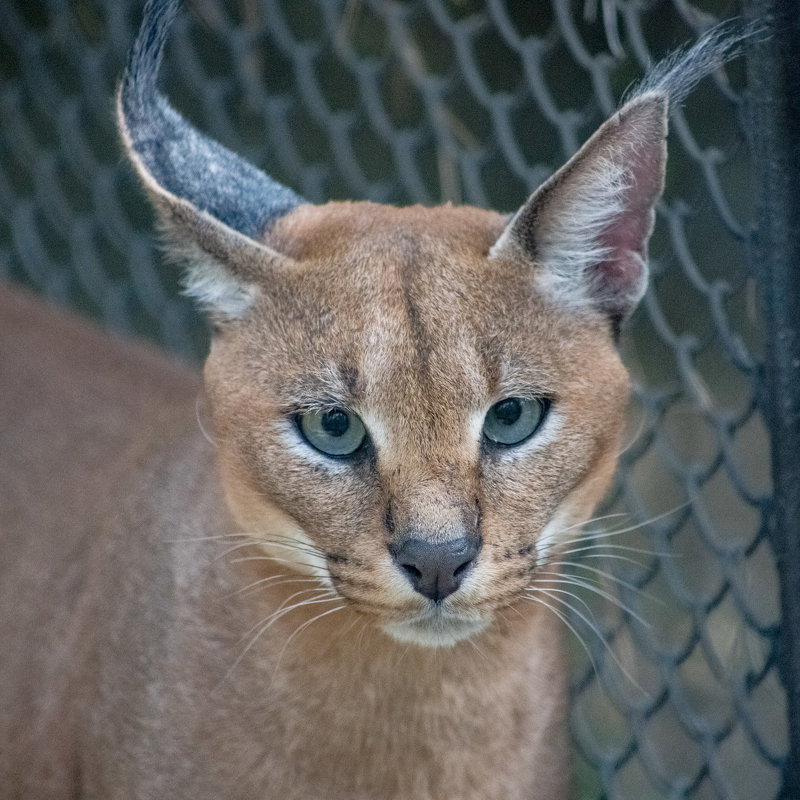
[
  {"xmin": 119, "ymin": 0, "xmax": 671, "ymax": 646},
  {"xmin": 199, "ymin": 200, "xmax": 642, "ymax": 646}
]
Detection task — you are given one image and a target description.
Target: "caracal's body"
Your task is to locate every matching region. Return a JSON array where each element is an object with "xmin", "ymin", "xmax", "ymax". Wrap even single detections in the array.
[{"xmin": 0, "ymin": 1, "xmax": 747, "ymax": 796}]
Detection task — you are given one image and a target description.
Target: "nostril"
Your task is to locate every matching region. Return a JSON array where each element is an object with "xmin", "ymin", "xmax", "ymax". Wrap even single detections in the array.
[
  {"xmin": 453, "ymin": 558, "xmax": 473, "ymax": 579},
  {"xmin": 401, "ymin": 563, "xmax": 423, "ymax": 581}
]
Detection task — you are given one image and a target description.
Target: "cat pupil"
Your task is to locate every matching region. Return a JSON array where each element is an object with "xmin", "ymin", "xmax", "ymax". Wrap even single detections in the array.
[
  {"xmin": 321, "ymin": 409, "xmax": 349, "ymax": 437},
  {"xmin": 494, "ymin": 398, "xmax": 522, "ymax": 426}
]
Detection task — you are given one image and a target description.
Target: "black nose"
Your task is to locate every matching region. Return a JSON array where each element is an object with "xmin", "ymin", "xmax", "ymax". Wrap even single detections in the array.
[{"xmin": 390, "ymin": 536, "xmax": 481, "ymax": 602}]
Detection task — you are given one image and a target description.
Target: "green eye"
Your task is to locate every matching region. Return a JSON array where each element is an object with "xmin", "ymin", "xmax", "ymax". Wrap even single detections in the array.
[
  {"xmin": 483, "ymin": 397, "xmax": 548, "ymax": 446},
  {"xmin": 297, "ymin": 408, "xmax": 367, "ymax": 457}
]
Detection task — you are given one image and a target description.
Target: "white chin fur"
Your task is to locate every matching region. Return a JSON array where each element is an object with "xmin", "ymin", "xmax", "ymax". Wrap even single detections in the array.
[{"xmin": 382, "ymin": 611, "xmax": 490, "ymax": 647}]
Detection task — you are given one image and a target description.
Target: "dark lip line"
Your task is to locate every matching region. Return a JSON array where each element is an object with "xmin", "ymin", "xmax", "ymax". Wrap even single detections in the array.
[
  {"xmin": 332, "ymin": 584, "xmax": 516, "ymax": 624},
  {"xmin": 328, "ymin": 577, "xmax": 486, "ymax": 616},
  {"xmin": 331, "ymin": 559, "xmax": 542, "ymax": 615}
]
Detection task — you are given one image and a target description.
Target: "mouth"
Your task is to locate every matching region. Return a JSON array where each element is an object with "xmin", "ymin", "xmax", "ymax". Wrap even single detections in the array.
[{"xmin": 381, "ymin": 606, "xmax": 491, "ymax": 647}]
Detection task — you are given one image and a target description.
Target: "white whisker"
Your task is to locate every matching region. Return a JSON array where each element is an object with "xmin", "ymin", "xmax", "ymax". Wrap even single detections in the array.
[
  {"xmin": 274, "ymin": 604, "xmax": 348, "ymax": 669},
  {"xmin": 523, "ymin": 592, "xmax": 600, "ymax": 679},
  {"xmin": 238, "ymin": 588, "xmax": 339, "ymax": 641},
  {"xmin": 534, "ymin": 571, "xmax": 652, "ymax": 628},
  {"xmin": 214, "ymin": 539, "xmax": 273, "ymax": 562},
  {"xmin": 549, "ymin": 559, "xmax": 664, "ymax": 605},
  {"xmin": 229, "ymin": 555, "xmax": 328, "ymax": 574},
  {"xmin": 260, "ymin": 535, "xmax": 327, "ymax": 557},
  {"xmin": 165, "ymin": 532, "xmax": 260, "ymax": 544},
  {"xmin": 226, "ymin": 574, "xmax": 326, "ymax": 600},
  {"xmin": 216, "ymin": 591, "xmax": 340, "ymax": 690},
  {"xmin": 575, "ymin": 550, "xmax": 674, "ymax": 565},
  {"xmin": 561, "ymin": 541, "xmax": 673, "ymax": 559},
  {"xmin": 559, "ymin": 502, "xmax": 689, "ymax": 547},
  {"xmin": 195, "ymin": 395, "xmax": 217, "ymax": 448},
  {"xmin": 532, "ymin": 587, "xmax": 646, "ymax": 694},
  {"xmin": 555, "ymin": 512, "xmax": 630, "ymax": 537},
  {"xmin": 617, "ymin": 404, "xmax": 648, "ymax": 458},
  {"xmin": 530, "ymin": 584, "xmax": 596, "ymax": 619}
]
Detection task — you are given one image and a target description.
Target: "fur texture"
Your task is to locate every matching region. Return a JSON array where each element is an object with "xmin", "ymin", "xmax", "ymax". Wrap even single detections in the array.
[{"xmin": 0, "ymin": 3, "xmax": 751, "ymax": 798}]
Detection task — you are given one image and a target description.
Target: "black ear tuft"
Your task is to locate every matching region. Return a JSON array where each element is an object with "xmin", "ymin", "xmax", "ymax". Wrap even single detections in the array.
[
  {"xmin": 118, "ymin": 0, "xmax": 305, "ymax": 320},
  {"xmin": 118, "ymin": 0, "xmax": 303, "ymax": 240},
  {"xmin": 624, "ymin": 20, "xmax": 758, "ymax": 108}
]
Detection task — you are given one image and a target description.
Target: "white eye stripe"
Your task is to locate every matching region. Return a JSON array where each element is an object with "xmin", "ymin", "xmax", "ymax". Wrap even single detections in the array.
[
  {"xmin": 468, "ymin": 409, "xmax": 486, "ymax": 445},
  {"xmin": 357, "ymin": 410, "xmax": 389, "ymax": 452}
]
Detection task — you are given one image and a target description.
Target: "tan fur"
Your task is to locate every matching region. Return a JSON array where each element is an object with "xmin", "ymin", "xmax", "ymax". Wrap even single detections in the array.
[
  {"xmin": 0, "ymin": 196, "xmax": 630, "ymax": 798},
  {"xmin": 0, "ymin": 5, "xmax": 749, "ymax": 789}
]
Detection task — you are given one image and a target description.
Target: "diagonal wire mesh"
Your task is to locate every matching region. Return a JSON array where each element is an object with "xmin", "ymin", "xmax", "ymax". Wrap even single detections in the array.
[{"xmin": 0, "ymin": 1, "xmax": 786, "ymax": 798}]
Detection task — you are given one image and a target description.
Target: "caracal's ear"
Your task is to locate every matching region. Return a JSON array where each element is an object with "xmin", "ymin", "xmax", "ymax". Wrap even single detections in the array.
[
  {"xmin": 490, "ymin": 93, "xmax": 667, "ymax": 330},
  {"xmin": 117, "ymin": 0, "xmax": 304, "ymax": 321},
  {"xmin": 490, "ymin": 25, "xmax": 751, "ymax": 331}
]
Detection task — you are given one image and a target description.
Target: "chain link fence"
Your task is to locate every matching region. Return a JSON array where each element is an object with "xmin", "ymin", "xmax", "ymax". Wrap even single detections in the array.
[{"xmin": 0, "ymin": 1, "xmax": 792, "ymax": 798}]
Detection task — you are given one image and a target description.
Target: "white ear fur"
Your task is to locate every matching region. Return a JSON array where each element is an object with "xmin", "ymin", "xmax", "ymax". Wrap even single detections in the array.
[
  {"xmin": 154, "ymin": 194, "xmax": 294, "ymax": 322},
  {"xmin": 491, "ymin": 93, "xmax": 668, "ymax": 326},
  {"xmin": 150, "ymin": 183, "xmax": 294, "ymax": 322},
  {"xmin": 514, "ymin": 155, "xmax": 635, "ymax": 308},
  {"xmin": 172, "ymin": 242, "xmax": 257, "ymax": 320},
  {"xmin": 134, "ymin": 161, "xmax": 288, "ymax": 322}
]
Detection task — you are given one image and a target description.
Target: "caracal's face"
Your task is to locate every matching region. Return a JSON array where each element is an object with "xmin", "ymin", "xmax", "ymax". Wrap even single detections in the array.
[{"xmin": 205, "ymin": 201, "xmax": 630, "ymax": 647}]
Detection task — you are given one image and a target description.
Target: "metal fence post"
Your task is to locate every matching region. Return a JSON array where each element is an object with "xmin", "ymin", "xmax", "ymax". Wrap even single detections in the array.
[{"xmin": 744, "ymin": 3, "xmax": 800, "ymax": 796}]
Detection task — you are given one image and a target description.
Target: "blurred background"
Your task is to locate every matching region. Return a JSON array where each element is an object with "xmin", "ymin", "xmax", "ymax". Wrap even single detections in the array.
[{"xmin": 0, "ymin": 1, "xmax": 788, "ymax": 798}]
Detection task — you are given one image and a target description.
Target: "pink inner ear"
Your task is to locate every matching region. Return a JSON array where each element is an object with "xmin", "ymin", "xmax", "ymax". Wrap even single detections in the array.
[
  {"xmin": 602, "ymin": 143, "xmax": 663, "ymax": 254},
  {"xmin": 595, "ymin": 152, "xmax": 661, "ymax": 300},
  {"xmin": 592, "ymin": 250, "xmax": 648, "ymax": 314},
  {"xmin": 589, "ymin": 109, "xmax": 667, "ymax": 315}
]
